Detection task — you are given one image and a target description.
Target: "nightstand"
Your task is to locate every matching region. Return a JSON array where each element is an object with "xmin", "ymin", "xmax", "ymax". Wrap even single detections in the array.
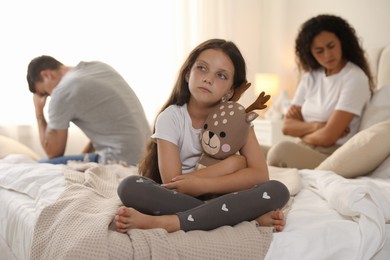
[{"xmin": 252, "ymin": 119, "xmax": 297, "ymax": 146}]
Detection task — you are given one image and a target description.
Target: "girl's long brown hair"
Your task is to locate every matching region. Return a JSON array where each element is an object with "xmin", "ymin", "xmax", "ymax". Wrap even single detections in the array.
[{"xmin": 138, "ymin": 39, "xmax": 247, "ymax": 183}]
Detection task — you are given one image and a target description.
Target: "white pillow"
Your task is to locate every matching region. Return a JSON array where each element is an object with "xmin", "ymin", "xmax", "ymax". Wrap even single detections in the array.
[
  {"xmin": 316, "ymin": 120, "xmax": 390, "ymax": 178},
  {"xmin": 268, "ymin": 166, "xmax": 301, "ymax": 196},
  {"xmin": 359, "ymin": 85, "xmax": 390, "ymax": 130},
  {"xmin": 369, "ymin": 155, "xmax": 390, "ymax": 179},
  {"xmin": 0, "ymin": 135, "xmax": 39, "ymax": 160}
]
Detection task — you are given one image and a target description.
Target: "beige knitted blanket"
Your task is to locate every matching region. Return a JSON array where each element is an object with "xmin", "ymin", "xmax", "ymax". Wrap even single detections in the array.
[{"xmin": 30, "ymin": 164, "xmax": 274, "ymax": 260}]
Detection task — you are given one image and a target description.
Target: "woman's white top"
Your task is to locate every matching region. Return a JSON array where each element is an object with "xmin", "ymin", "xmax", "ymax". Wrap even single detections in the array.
[{"xmin": 292, "ymin": 62, "xmax": 370, "ymax": 145}]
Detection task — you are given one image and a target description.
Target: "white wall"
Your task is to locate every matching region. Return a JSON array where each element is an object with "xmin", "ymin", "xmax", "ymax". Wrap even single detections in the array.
[
  {"xmin": 0, "ymin": 0, "xmax": 183, "ymax": 125},
  {"xmin": 0, "ymin": 0, "xmax": 268, "ymax": 125},
  {"xmin": 257, "ymin": 0, "xmax": 390, "ymax": 97},
  {"xmin": 179, "ymin": 0, "xmax": 390, "ymax": 109}
]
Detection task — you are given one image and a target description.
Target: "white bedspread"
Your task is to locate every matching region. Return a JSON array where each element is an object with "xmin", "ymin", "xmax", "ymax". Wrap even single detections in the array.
[
  {"xmin": 0, "ymin": 155, "xmax": 65, "ymax": 260},
  {"xmin": 1, "ymin": 155, "xmax": 390, "ymax": 260},
  {"xmin": 266, "ymin": 170, "xmax": 390, "ymax": 260}
]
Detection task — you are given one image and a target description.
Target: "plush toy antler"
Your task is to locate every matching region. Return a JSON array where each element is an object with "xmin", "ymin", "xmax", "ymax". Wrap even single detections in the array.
[
  {"xmin": 230, "ymin": 80, "xmax": 271, "ymax": 112},
  {"xmin": 246, "ymin": 91, "xmax": 271, "ymax": 112},
  {"xmin": 230, "ymin": 81, "xmax": 252, "ymax": 102}
]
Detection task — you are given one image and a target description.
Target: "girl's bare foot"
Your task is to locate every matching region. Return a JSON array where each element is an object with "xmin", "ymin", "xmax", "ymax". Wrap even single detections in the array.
[
  {"xmin": 255, "ymin": 210, "xmax": 285, "ymax": 232},
  {"xmin": 114, "ymin": 206, "xmax": 180, "ymax": 233}
]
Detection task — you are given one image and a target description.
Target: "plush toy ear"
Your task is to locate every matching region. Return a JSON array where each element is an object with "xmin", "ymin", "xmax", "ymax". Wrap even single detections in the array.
[{"xmin": 246, "ymin": 112, "xmax": 259, "ymax": 123}]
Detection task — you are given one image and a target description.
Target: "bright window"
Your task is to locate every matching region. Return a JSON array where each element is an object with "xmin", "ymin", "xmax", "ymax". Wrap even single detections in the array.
[{"xmin": 0, "ymin": 0, "xmax": 189, "ymax": 124}]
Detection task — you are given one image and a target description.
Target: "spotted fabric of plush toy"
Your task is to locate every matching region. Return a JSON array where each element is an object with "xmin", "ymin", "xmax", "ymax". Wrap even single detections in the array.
[{"xmin": 197, "ymin": 82, "xmax": 270, "ymax": 169}]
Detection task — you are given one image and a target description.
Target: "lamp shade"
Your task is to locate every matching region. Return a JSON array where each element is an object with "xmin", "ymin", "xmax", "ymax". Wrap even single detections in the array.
[{"xmin": 254, "ymin": 73, "xmax": 280, "ymax": 103}]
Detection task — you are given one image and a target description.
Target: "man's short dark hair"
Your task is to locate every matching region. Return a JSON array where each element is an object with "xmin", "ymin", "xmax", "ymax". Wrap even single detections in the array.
[{"xmin": 26, "ymin": 55, "xmax": 63, "ymax": 93}]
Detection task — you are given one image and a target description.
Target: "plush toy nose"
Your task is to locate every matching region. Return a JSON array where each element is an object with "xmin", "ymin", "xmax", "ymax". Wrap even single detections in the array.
[{"xmin": 209, "ymin": 132, "xmax": 215, "ymax": 139}]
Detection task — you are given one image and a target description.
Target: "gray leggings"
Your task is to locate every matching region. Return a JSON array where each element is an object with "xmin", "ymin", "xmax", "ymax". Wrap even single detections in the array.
[{"xmin": 117, "ymin": 175, "xmax": 290, "ymax": 231}]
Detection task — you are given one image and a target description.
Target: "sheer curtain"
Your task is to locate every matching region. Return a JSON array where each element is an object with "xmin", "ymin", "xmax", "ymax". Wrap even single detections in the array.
[
  {"xmin": 0, "ymin": 0, "xmax": 185, "ymax": 125},
  {"xmin": 180, "ymin": 0, "xmax": 266, "ymax": 107},
  {"xmin": 0, "ymin": 0, "xmax": 269, "ymax": 157},
  {"xmin": 0, "ymin": 0, "xmax": 264, "ymax": 125}
]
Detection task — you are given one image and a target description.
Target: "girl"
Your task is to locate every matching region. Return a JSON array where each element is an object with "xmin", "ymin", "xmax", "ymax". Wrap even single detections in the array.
[
  {"xmin": 115, "ymin": 39, "xmax": 290, "ymax": 233},
  {"xmin": 267, "ymin": 14, "xmax": 373, "ymax": 169}
]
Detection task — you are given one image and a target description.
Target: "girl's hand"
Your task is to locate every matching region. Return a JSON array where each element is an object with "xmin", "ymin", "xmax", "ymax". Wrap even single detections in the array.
[{"xmin": 162, "ymin": 175, "xmax": 207, "ymax": 197}]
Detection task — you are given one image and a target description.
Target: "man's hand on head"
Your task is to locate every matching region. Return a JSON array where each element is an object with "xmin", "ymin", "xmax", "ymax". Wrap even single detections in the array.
[{"xmin": 33, "ymin": 93, "xmax": 48, "ymax": 113}]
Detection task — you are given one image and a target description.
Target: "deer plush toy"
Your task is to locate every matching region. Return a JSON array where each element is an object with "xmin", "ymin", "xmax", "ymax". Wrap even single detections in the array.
[{"xmin": 196, "ymin": 82, "xmax": 270, "ymax": 169}]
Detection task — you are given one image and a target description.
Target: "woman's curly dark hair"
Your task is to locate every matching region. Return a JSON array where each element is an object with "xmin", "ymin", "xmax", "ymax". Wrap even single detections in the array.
[{"xmin": 295, "ymin": 14, "xmax": 374, "ymax": 93}]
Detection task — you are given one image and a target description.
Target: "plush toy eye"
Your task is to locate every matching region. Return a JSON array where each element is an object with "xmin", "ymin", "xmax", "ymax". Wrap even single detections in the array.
[
  {"xmin": 220, "ymin": 132, "xmax": 226, "ymax": 138},
  {"xmin": 204, "ymin": 124, "xmax": 208, "ymax": 130}
]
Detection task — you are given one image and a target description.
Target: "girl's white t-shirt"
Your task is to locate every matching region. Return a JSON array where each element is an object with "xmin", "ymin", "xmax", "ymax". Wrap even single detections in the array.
[
  {"xmin": 292, "ymin": 62, "xmax": 370, "ymax": 145},
  {"xmin": 151, "ymin": 104, "xmax": 202, "ymax": 174}
]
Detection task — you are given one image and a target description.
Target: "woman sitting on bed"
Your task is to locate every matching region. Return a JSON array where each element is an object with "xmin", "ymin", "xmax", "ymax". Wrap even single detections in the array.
[
  {"xmin": 114, "ymin": 39, "xmax": 290, "ymax": 233},
  {"xmin": 266, "ymin": 14, "xmax": 374, "ymax": 169}
]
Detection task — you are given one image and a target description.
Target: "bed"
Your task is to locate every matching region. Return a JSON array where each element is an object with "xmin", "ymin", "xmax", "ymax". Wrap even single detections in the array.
[{"xmin": 1, "ymin": 44, "xmax": 389, "ymax": 260}]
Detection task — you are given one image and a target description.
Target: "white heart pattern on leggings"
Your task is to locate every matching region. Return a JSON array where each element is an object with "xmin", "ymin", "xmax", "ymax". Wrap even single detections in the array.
[
  {"xmin": 262, "ymin": 192, "xmax": 271, "ymax": 199},
  {"xmin": 187, "ymin": 215, "xmax": 194, "ymax": 222},
  {"xmin": 221, "ymin": 203, "xmax": 229, "ymax": 212}
]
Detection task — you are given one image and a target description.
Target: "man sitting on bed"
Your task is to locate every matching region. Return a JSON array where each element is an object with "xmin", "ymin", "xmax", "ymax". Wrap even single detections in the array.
[{"xmin": 26, "ymin": 55, "xmax": 151, "ymax": 165}]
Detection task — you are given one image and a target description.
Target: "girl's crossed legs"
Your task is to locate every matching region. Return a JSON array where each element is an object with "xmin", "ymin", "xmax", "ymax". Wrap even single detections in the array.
[{"xmin": 115, "ymin": 175, "xmax": 290, "ymax": 232}]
